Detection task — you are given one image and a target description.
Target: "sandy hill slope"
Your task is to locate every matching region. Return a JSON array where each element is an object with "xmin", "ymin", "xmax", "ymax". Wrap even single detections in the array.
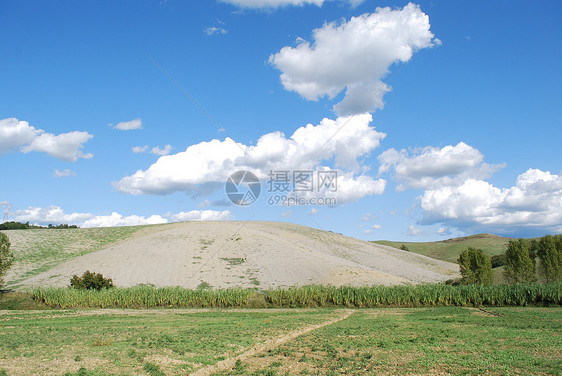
[{"xmin": 5, "ymin": 221, "xmax": 459, "ymax": 289}]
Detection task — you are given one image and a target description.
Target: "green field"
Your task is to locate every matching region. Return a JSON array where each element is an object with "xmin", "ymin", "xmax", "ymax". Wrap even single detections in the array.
[
  {"xmin": 0, "ymin": 307, "xmax": 559, "ymax": 375},
  {"xmin": 372, "ymin": 233, "xmax": 513, "ymax": 263}
]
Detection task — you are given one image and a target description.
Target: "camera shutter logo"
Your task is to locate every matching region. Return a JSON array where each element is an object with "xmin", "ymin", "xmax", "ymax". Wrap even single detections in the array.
[{"xmin": 225, "ymin": 170, "xmax": 261, "ymax": 206}]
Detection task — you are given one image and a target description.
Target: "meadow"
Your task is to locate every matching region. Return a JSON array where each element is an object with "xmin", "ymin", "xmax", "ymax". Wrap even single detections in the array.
[{"xmin": 0, "ymin": 307, "xmax": 559, "ymax": 375}]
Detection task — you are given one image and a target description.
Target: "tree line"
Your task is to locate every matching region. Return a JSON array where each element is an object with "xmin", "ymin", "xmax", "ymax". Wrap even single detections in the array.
[
  {"xmin": 458, "ymin": 235, "xmax": 562, "ymax": 285},
  {"xmin": 0, "ymin": 221, "xmax": 79, "ymax": 230}
]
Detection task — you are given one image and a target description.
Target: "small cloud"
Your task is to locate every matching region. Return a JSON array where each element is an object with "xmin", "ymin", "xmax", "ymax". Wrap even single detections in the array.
[
  {"xmin": 309, "ymin": 208, "xmax": 318, "ymax": 216},
  {"xmin": 362, "ymin": 213, "xmax": 378, "ymax": 221},
  {"xmin": 371, "ymin": 224, "xmax": 381, "ymax": 230},
  {"xmin": 204, "ymin": 26, "xmax": 227, "ymax": 36},
  {"xmin": 437, "ymin": 226, "xmax": 451, "ymax": 236},
  {"xmin": 132, "ymin": 145, "xmax": 149, "ymax": 154},
  {"xmin": 113, "ymin": 118, "xmax": 142, "ymax": 131},
  {"xmin": 151, "ymin": 144, "xmax": 173, "ymax": 156},
  {"xmin": 53, "ymin": 169, "xmax": 77, "ymax": 178},
  {"xmin": 363, "ymin": 229, "xmax": 372, "ymax": 235},
  {"xmin": 280, "ymin": 210, "xmax": 292, "ymax": 218}
]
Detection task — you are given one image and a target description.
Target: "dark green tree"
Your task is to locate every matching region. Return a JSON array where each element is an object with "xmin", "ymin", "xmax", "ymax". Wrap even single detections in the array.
[
  {"xmin": 70, "ymin": 271, "xmax": 114, "ymax": 291},
  {"xmin": 457, "ymin": 247, "xmax": 493, "ymax": 285},
  {"xmin": 537, "ymin": 235, "xmax": 562, "ymax": 282},
  {"xmin": 0, "ymin": 233, "xmax": 14, "ymax": 288},
  {"xmin": 504, "ymin": 239, "xmax": 535, "ymax": 283}
]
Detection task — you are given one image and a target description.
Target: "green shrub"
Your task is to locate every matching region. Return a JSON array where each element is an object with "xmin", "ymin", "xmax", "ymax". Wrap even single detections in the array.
[
  {"xmin": 0, "ymin": 232, "xmax": 14, "ymax": 288},
  {"xmin": 458, "ymin": 247, "xmax": 493, "ymax": 285},
  {"xmin": 70, "ymin": 271, "xmax": 113, "ymax": 291}
]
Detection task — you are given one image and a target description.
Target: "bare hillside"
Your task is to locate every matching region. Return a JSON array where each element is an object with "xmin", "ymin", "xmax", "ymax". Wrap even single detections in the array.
[{"xmin": 7, "ymin": 221, "xmax": 459, "ymax": 289}]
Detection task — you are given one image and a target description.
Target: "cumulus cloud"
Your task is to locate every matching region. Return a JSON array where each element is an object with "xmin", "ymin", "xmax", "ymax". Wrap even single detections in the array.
[
  {"xmin": 420, "ymin": 169, "xmax": 562, "ymax": 236},
  {"xmin": 113, "ymin": 118, "xmax": 142, "ymax": 130},
  {"xmin": 0, "ymin": 118, "xmax": 93, "ymax": 161},
  {"xmin": 407, "ymin": 224, "xmax": 423, "ymax": 236},
  {"xmin": 132, "ymin": 145, "xmax": 149, "ymax": 154},
  {"xmin": 378, "ymin": 142, "xmax": 504, "ymax": 190},
  {"xmin": 269, "ymin": 3, "xmax": 438, "ymax": 115},
  {"xmin": 114, "ymin": 114, "xmax": 386, "ymax": 204},
  {"xmin": 204, "ymin": 26, "xmax": 227, "ymax": 35},
  {"xmin": 220, "ymin": 0, "xmax": 363, "ymax": 9},
  {"xmin": 14, "ymin": 205, "xmax": 234, "ymax": 228},
  {"xmin": 53, "ymin": 169, "xmax": 77, "ymax": 178}
]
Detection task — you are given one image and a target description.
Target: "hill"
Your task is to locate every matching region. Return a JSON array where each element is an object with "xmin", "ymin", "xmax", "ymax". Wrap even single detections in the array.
[
  {"xmin": 1, "ymin": 221, "xmax": 458, "ymax": 290},
  {"xmin": 372, "ymin": 233, "xmax": 512, "ymax": 264}
]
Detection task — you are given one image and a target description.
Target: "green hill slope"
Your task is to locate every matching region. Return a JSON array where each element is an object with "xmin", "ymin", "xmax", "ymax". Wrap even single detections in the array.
[{"xmin": 372, "ymin": 234, "xmax": 512, "ymax": 263}]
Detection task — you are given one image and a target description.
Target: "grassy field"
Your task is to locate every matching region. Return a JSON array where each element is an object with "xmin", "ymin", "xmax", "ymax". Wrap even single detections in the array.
[
  {"xmin": 0, "ymin": 307, "xmax": 559, "ymax": 375},
  {"xmin": 372, "ymin": 233, "xmax": 512, "ymax": 263},
  {"xmin": 0, "ymin": 226, "xmax": 148, "ymax": 288}
]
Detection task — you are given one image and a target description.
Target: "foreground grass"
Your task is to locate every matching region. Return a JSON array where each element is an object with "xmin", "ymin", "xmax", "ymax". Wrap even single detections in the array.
[
  {"xmin": 0, "ymin": 307, "xmax": 559, "ymax": 375},
  {"xmin": 26, "ymin": 283, "xmax": 562, "ymax": 309}
]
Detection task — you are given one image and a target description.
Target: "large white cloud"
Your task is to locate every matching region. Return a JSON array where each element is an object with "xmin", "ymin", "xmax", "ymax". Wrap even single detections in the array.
[
  {"xmin": 269, "ymin": 3, "xmax": 438, "ymax": 115},
  {"xmin": 0, "ymin": 118, "xmax": 93, "ymax": 161},
  {"xmin": 13, "ymin": 206, "xmax": 233, "ymax": 228},
  {"xmin": 378, "ymin": 142, "xmax": 504, "ymax": 190},
  {"xmin": 420, "ymin": 169, "xmax": 562, "ymax": 235},
  {"xmin": 220, "ymin": 0, "xmax": 363, "ymax": 9},
  {"xmin": 114, "ymin": 114, "xmax": 386, "ymax": 204}
]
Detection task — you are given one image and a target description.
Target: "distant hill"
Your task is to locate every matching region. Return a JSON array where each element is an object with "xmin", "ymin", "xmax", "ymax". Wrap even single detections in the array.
[{"xmin": 372, "ymin": 234, "xmax": 513, "ymax": 264}]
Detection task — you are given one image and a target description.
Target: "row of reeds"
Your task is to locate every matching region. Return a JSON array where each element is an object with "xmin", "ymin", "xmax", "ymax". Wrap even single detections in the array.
[{"xmin": 31, "ymin": 283, "xmax": 562, "ymax": 309}]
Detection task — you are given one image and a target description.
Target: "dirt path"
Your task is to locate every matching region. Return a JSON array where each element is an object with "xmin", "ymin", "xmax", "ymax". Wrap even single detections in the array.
[{"xmin": 190, "ymin": 309, "xmax": 355, "ymax": 376}]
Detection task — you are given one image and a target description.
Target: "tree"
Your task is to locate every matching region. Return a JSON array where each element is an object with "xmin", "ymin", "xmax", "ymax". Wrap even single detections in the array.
[
  {"xmin": 0, "ymin": 232, "xmax": 14, "ymax": 288},
  {"xmin": 504, "ymin": 239, "xmax": 535, "ymax": 283},
  {"xmin": 537, "ymin": 235, "xmax": 562, "ymax": 282},
  {"xmin": 457, "ymin": 247, "xmax": 493, "ymax": 285}
]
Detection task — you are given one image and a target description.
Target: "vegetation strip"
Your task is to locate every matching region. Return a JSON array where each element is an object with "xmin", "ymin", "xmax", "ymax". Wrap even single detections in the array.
[
  {"xmin": 23, "ymin": 282, "xmax": 561, "ymax": 310},
  {"xmin": 190, "ymin": 309, "xmax": 355, "ymax": 376}
]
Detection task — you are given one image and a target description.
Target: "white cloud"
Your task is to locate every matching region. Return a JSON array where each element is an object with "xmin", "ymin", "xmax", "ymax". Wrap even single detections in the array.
[
  {"xmin": 280, "ymin": 210, "xmax": 292, "ymax": 217},
  {"xmin": 363, "ymin": 229, "xmax": 372, "ymax": 235},
  {"xmin": 198, "ymin": 199, "xmax": 211, "ymax": 208},
  {"xmin": 169, "ymin": 210, "xmax": 233, "ymax": 222},
  {"xmin": 14, "ymin": 206, "xmax": 94, "ymax": 225},
  {"xmin": 309, "ymin": 208, "xmax": 318, "ymax": 216},
  {"xmin": 14, "ymin": 205, "xmax": 234, "ymax": 228},
  {"xmin": 420, "ymin": 169, "xmax": 562, "ymax": 235},
  {"xmin": 269, "ymin": 3, "xmax": 438, "ymax": 115},
  {"xmin": 151, "ymin": 144, "xmax": 173, "ymax": 156},
  {"xmin": 407, "ymin": 224, "xmax": 423, "ymax": 236},
  {"xmin": 132, "ymin": 144, "xmax": 173, "ymax": 156},
  {"xmin": 83, "ymin": 213, "xmax": 168, "ymax": 228},
  {"xmin": 132, "ymin": 145, "xmax": 149, "ymax": 153},
  {"xmin": 114, "ymin": 114, "xmax": 386, "ymax": 204},
  {"xmin": 371, "ymin": 224, "xmax": 382, "ymax": 230},
  {"xmin": 53, "ymin": 169, "xmax": 77, "ymax": 178},
  {"xmin": 204, "ymin": 26, "xmax": 227, "ymax": 35},
  {"xmin": 0, "ymin": 118, "xmax": 93, "ymax": 161},
  {"xmin": 113, "ymin": 118, "xmax": 142, "ymax": 131},
  {"xmin": 437, "ymin": 226, "xmax": 451, "ymax": 236},
  {"xmin": 220, "ymin": 0, "xmax": 363, "ymax": 9},
  {"xmin": 378, "ymin": 142, "xmax": 504, "ymax": 190}
]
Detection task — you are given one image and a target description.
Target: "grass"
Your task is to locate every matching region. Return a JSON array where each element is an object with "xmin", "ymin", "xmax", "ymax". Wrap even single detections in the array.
[
  {"xmin": 0, "ymin": 307, "xmax": 559, "ymax": 375},
  {"xmin": 0, "ymin": 308, "xmax": 335, "ymax": 375},
  {"xmin": 372, "ymin": 233, "xmax": 513, "ymax": 263},
  {"xmin": 21, "ymin": 283, "xmax": 562, "ymax": 309}
]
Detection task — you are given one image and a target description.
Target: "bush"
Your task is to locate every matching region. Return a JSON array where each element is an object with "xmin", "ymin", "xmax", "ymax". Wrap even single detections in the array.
[
  {"xmin": 458, "ymin": 247, "xmax": 493, "ymax": 285},
  {"xmin": 0, "ymin": 232, "xmax": 14, "ymax": 288},
  {"xmin": 505, "ymin": 239, "xmax": 536, "ymax": 284},
  {"xmin": 70, "ymin": 271, "xmax": 114, "ymax": 291},
  {"xmin": 491, "ymin": 254, "xmax": 506, "ymax": 268}
]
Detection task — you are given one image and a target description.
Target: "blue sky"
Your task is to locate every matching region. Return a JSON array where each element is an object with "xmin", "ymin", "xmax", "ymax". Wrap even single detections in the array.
[{"xmin": 1, "ymin": 0, "xmax": 561, "ymax": 241}]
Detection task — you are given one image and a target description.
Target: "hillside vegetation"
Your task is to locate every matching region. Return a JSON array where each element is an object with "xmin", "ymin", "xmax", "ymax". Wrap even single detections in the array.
[{"xmin": 372, "ymin": 234, "xmax": 513, "ymax": 263}]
